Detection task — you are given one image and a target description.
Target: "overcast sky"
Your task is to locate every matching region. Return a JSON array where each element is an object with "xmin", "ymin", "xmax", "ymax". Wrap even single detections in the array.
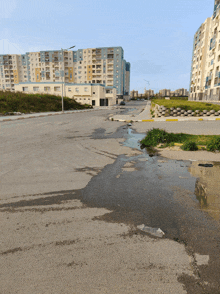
[{"xmin": 0, "ymin": 0, "xmax": 214, "ymax": 92}]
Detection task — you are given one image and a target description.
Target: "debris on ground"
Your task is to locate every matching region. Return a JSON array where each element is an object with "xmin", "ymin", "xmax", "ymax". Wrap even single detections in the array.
[
  {"xmin": 198, "ymin": 163, "xmax": 213, "ymax": 167},
  {"xmin": 137, "ymin": 224, "xmax": 165, "ymax": 238}
]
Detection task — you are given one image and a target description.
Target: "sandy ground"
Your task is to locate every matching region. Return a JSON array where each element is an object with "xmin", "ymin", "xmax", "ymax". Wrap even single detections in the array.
[{"xmin": 156, "ymin": 147, "xmax": 220, "ymax": 162}]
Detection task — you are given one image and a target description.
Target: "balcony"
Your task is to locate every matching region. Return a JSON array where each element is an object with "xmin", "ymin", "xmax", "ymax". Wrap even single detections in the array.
[{"xmin": 107, "ymin": 54, "xmax": 114, "ymax": 59}]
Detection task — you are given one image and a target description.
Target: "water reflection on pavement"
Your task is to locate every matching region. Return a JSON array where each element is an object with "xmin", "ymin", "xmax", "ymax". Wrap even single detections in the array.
[{"xmin": 189, "ymin": 162, "xmax": 220, "ymax": 221}]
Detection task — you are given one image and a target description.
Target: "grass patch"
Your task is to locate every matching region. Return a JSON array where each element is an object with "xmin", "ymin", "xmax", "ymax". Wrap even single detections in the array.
[
  {"xmin": 152, "ymin": 98, "xmax": 220, "ymax": 112},
  {"xmin": 140, "ymin": 128, "xmax": 220, "ymax": 151},
  {"xmin": 181, "ymin": 141, "xmax": 198, "ymax": 151},
  {"xmin": 0, "ymin": 91, "xmax": 92, "ymax": 114},
  {"xmin": 207, "ymin": 138, "xmax": 220, "ymax": 151}
]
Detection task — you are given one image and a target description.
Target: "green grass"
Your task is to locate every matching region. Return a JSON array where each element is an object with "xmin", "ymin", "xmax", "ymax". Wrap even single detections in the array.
[
  {"xmin": 0, "ymin": 91, "xmax": 92, "ymax": 114},
  {"xmin": 140, "ymin": 128, "xmax": 220, "ymax": 151},
  {"xmin": 181, "ymin": 141, "xmax": 198, "ymax": 151},
  {"xmin": 151, "ymin": 98, "xmax": 220, "ymax": 112}
]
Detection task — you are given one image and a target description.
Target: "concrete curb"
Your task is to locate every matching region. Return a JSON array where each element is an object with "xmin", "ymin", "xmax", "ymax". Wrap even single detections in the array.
[
  {"xmin": 0, "ymin": 107, "xmax": 114, "ymax": 123},
  {"xmin": 110, "ymin": 117, "xmax": 220, "ymax": 123}
]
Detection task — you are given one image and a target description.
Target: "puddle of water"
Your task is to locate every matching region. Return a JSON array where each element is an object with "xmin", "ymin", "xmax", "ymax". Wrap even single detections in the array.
[
  {"xmin": 123, "ymin": 128, "xmax": 220, "ymax": 223},
  {"xmin": 189, "ymin": 162, "xmax": 220, "ymax": 221},
  {"xmin": 123, "ymin": 128, "xmax": 145, "ymax": 150}
]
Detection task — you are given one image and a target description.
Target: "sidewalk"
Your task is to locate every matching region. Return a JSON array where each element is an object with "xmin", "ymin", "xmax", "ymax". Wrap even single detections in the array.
[
  {"xmin": 111, "ymin": 103, "xmax": 220, "ymax": 123},
  {"xmin": 0, "ymin": 106, "xmax": 117, "ymax": 123},
  {"xmin": 112, "ymin": 102, "xmax": 151, "ymax": 121}
]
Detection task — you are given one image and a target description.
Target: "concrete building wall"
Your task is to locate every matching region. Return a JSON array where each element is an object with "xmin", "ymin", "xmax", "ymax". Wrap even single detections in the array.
[
  {"xmin": 0, "ymin": 47, "xmax": 129, "ymax": 99},
  {"xmin": 189, "ymin": 1, "xmax": 220, "ymax": 102},
  {"xmin": 14, "ymin": 83, "xmax": 117, "ymax": 106}
]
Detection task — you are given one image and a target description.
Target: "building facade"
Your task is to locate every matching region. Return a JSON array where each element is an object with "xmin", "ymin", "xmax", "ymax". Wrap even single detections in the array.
[
  {"xmin": 159, "ymin": 89, "xmax": 171, "ymax": 97},
  {"xmin": 0, "ymin": 46, "xmax": 130, "ymax": 102},
  {"xmin": 189, "ymin": 0, "xmax": 220, "ymax": 102},
  {"xmin": 14, "ymin": 82, "xmax": 116, "ymax": 106},
  {"xmin": 145, "ymin": 89, "xmax": 154, "ymax": 97}
]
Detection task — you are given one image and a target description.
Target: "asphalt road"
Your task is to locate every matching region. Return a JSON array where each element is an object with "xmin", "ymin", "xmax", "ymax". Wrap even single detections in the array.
[{"xmin": 1, "ymin": 103, "xmax": 220, "ymax": 294}]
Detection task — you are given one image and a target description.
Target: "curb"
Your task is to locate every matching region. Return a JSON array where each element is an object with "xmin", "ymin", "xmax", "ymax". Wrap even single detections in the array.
[
  {"xmin": 110, "ymin": 117, "xmax": 220, "ymax": 123},
  {"xmin": 0, "ymin": 108, "xmax": 105, "ymax": 122}
]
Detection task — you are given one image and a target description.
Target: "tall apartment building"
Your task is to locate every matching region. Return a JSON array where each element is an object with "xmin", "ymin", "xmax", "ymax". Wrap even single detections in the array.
[
  {"xmin": 159, "ymin": 89, "xmax": 171, "ymax": 97},
  {"xmin": 0, "ymin": 47, "xmax": 130, "ymax": 104},
  {"xmin": 189, "ymin": 0, "xmax": 220, "ymax": 101},
  {"xmin": 144, "ymin": 89, "xmax": 154, "ymax": 97}
]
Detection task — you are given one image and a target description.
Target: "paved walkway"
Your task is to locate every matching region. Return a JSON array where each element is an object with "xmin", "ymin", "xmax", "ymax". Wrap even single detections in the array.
[
  {"xmin": 112, "ymin": 102, "xmax": 151, "ymax": 121},
  {"xmin": 111, "ymin": 102, "xmax": 220, "ymax": 123}
]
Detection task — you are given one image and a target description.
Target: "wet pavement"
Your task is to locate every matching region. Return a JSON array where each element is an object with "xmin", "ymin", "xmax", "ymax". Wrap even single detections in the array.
[
  {"xmin": 1, "ymin": 113, "xmax": 220, "ymax": 293},
  {"xmin": 80, "ymin": 127, "xmax": 220, "ymax": 293}
]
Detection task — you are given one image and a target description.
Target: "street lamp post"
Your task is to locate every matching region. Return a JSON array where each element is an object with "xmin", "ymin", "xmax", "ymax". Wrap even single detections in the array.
[{"xmin": 61, "ymin": 45, "xmax": 75, "ymax": 112}]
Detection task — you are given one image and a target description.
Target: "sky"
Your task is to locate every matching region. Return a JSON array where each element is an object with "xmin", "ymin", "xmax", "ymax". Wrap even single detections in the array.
[{"xmin": 0, "ymin": 0, "xmax": 215, "ymax": 93}]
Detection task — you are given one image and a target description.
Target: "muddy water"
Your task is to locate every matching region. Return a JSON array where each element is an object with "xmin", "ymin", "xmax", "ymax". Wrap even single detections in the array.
[{"xmin": 121, "ymin": 128, "xmax": 220, "ymax": 293}]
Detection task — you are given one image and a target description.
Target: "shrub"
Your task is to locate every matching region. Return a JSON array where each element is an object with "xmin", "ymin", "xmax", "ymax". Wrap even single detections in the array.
[
  {"xmin": 207, "ymin": 138, "xmax": 220, "ymax": 152},
  {"xmin": 181, "ymin": 141, "xmax": 198, "ymax": 151},
  {"xmin": 140, "ymin": 128, "xmax": 187, "ymax": 147}
]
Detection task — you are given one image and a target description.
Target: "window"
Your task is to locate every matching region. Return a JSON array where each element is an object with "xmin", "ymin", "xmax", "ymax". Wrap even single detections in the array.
[
  {"xmin": 22, "ymin": 87, "xmax": 28, "ymax": 91},
  {"xmin": 33, "ymin": 87, "xmax": 39, "ymax": 91},
  {"xmin": 75, "ymin": 87, "xmax": 79, "ymax": 92},
  {"xmin": 44, "ymin": 87, "xmax": 50, "ymax": 91},
  {"xmin": 84, "ymin": 87, "xmax": 88, "ymax": 92},
  {"xmin": 68, "ymin": 88, "xmax": 72, "ymax": 92},
  {"xmin": 54, "ymin": 87, "xmax": 61, "ymax": 92},
  {"xmin": 93, "ymin": 92, "xmax": 95, "ymax": 94}
]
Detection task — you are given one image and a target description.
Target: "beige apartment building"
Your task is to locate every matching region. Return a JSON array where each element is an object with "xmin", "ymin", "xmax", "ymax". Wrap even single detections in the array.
[
  {"xmin": 145, "ymin": 89, "xmax": 154, "ymax": 97},
  {"xmin": 159, "ymin": 89, "xmax": 171, "ymax": 97},
  {"xmin": 0, "ymin": 46, "xmax": 130, "ymax": 105},
  {"xmin": 189, "ymin": 0, "xmax": 220, "ymax": 101}
]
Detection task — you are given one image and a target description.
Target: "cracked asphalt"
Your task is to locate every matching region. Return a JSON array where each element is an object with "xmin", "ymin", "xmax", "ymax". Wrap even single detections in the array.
[{"xmin": 1, "ymin": 102, "xmax": 220, "ymax": 294}]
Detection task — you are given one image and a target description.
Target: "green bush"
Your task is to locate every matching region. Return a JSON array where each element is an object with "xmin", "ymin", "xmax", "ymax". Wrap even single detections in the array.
[
  {"xmin": 181, "ymin": 141, "xmax": 198, "ymax": 151},
  {"xmin": 140, "ymin": 128, "xmax": 188, "ymax": 147},
  {"xmin": 207, "ymin": 138, "xmax": 220, "ymax": 152},
  {"xmin": 0, "ymin": 90, "xmax": 92, "ymax": 113}
]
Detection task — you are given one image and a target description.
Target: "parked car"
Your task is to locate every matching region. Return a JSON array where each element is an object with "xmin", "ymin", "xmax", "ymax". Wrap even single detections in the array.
[{"xmin": 120, "ymin": 101, "xmax": 126, "ymax": 105}]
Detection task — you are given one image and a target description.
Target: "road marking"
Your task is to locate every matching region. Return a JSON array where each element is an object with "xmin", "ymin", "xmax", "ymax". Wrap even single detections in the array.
[
  {"xmin": 166, "ymin": 119, "xmax": 178, "ymax": 122},
  {"xmin": 198, "ymin": 118, "xmax": 203, "ymax": 121},
  {"xmin": 142, "ymin": 119, "xmax": 154, "ymax": 122},
  {"xmin": 216, "ymin": 118, "xmax": 220, "ymax": 120}
]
